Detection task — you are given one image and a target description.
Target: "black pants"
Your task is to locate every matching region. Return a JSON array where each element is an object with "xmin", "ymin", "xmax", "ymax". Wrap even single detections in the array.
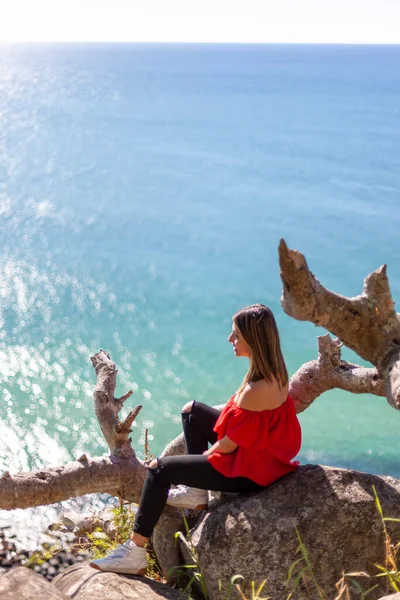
[{"xmin": 133, "ymin": 401, "xmax": 263, "ymax": 538}]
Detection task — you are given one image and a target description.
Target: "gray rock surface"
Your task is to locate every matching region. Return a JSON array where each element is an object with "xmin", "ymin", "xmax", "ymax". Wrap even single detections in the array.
[
  {"xmin": 152, "ymin": 506, "xmax": 185, "ymax": 578},
  {"xmin": 187, "ymin": 464, "xmax": 400, "ymax": 600},
  {"xmin": 378, "ymin": 595, "xmax": 400, "ymax": 600},
  {"xmin": 0, "ymin": 567, "xmax": 69, "ymax": 599},
  {"xmin": 53, "ymin": 562, "xmax": 185, "ymax": 599}
]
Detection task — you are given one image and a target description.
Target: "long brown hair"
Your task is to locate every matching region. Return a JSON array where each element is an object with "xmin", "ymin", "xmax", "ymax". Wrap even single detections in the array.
[{"xmin": 234, "ymin": 304, "xmax": 288, "ymax": 394}]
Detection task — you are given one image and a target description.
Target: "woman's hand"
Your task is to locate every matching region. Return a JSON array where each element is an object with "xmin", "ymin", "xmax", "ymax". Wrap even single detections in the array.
[{"xmin": 205, "ymin": 436, "xmax": 238, "ymax": 456}]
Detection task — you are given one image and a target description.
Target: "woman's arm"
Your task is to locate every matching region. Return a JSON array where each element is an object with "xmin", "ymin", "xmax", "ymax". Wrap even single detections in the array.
[{"xmin": 203, "ymin": 436, "xmax": 238, "ymax": 457}]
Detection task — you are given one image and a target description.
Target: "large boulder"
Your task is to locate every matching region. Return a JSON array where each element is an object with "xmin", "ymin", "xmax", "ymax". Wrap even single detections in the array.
[
  {"xmin": 184, "ymin": 465, "xmax": 400, "ymax": 600},
  {"xmin": 53, "ymin": 562, "xmax": 184, "ymax": 599},
  {"xmin": 0, "ymin": 567, "xmax": 69, "ymax": 599}
]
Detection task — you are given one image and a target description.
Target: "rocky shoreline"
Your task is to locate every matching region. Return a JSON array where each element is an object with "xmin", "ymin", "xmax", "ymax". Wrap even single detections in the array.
[{"xmin": 0, "ymin": 528, "xmax": 89, "ymax": 582}]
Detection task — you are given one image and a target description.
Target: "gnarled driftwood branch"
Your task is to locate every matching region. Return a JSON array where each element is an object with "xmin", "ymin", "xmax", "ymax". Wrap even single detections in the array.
[
  {"xmin": 279, "ymin": 239, "xmax": 400, "ymax": 409},
  {"xmin": 0, "ymin": 457, "xmax": 147, "ymax": 510},
  {"xmin": 91, "ymin": 350, "xmax": 142, "ymax": 458}
]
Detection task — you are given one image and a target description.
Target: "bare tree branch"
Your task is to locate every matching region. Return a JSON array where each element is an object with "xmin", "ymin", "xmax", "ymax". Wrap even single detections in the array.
[
  {"xmin": 289, "ymin": 335, "xmax": 385, "ymax": 413},
  {"xmin": 90, "ymin": 349, "xmax": 142, "ymax": 457},
  {"xmin": 279, "ymin": 239, "xmax": 400, "ymax": 409},
  {"xmin": 0, "ymin": 457, "xmax": 146, "ymax": 510},
  {"xmin": 116, "ymin": 390, "xmax": 133, "ymax": 404}
]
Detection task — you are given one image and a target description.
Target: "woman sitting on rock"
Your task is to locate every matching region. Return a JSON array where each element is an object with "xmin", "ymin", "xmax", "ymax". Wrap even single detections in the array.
[{"xmin": 90, "ymin": 303, "xmax": 302, "ymax": 575}]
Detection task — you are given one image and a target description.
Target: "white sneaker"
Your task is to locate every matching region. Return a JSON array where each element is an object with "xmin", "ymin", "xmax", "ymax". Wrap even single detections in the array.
[
  {"xmin": 166, "ymin": 485, "xmax": 208, "ymax": 510},
  {"xmin": 89, "ymin": 540, "xmax": 147, "ymax": 575}
]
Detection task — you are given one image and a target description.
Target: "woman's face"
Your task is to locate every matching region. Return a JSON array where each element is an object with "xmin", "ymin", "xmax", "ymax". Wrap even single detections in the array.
[{"xmin": 228, "ymin": 322, "xmax": 251, "ymax": 358}]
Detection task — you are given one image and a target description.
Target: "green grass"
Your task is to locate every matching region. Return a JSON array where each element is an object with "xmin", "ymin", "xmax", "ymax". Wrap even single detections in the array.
[
  {"xmin": 372, "ymin": 485, "xmax": 400, "ymax": 595},
  {"xmin": 84, "ymin": 501, "xmax": 136, "ymax": 559}
]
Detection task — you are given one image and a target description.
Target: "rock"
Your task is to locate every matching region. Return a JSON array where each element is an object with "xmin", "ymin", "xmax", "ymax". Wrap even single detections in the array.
[
  {"xmin": 378, "ymin": 596, "xmax": 400, "ymax": 600},
  {"xmin": 186, "ymin": 465, "xmax": 400, "ymax": 600},
  {"xmin": 152, "ymin": 506, "xmax": 185, "ymax": 578},
  {"xmin": 0, "ymin": 566, "xmax": 69, "ymax": 599},
  {"xmin": 0, "ymin": 530, "xmax": 89, "ymax": 581},
  {"xmin": 49, "ymin": 508, "xmax": 118, "ymax": 540},
  {"xmin": 53, "ymin": 562, "xmax": 185, "ymax": 599}
]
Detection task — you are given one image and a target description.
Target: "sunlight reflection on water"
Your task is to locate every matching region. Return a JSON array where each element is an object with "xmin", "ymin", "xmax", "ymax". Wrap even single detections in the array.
[{"xmin": 1, "ymin": 43, "xmax": 400, "ymax": 544}]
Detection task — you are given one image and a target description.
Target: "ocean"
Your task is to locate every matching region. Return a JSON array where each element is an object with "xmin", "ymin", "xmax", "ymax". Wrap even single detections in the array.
[{"xmin": 0, "ymin": 43, "xmax": 399, "ymax": 544}]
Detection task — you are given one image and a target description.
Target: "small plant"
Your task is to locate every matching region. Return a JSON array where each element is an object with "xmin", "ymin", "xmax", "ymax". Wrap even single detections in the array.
[
  {"xmin": 80, "ymin": 500, "xmax": 136, "ymax": 559},
  {"xmin": 372, "ymin": 485, "xmax": 400, "ymax": 594},
  {"xmin": 146, "ymin": 540, "xmax": 164, "ymax": 582},
  {"xmin": 222, "ymin": 575, "xmax": 269, "ymax": 600},
  {"xmin": 112, "ymin": 501, "xmax": 137, "ymax": 545},
  {"xmin": 168, "ymin": 510, "xmax": 210, "ymax": 599},
  {"xmin": 25, "ymin": 542, "xmax": 63, "ymax": 567},
  {"xmin": 286, "ymin": 526, "xmax": 327, "ymax": 600},
  {"xmin": 85, "ymin": 527, "xmax": 114, "ymax": 559},
  {"xmin": 334, "ymin": 570, "xmax": 378, "ymax": 600}
]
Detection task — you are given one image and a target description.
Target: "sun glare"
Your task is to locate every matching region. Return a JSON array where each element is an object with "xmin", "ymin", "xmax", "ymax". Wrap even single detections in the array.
[{"xmin": 0, "ymin": 0, "xmax": 399, "ymax": 44}]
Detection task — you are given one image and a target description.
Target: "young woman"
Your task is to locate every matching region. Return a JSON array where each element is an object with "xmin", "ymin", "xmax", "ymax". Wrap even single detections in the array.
[{"xmin": 90, "ymin": 304, "xmax": 302, "ymax": 575}]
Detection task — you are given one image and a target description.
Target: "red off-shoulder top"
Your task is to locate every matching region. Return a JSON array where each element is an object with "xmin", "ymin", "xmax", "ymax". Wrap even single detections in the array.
[{"xmin": 207, "ymin": 394, "xmax": 301, "ymax": 486}]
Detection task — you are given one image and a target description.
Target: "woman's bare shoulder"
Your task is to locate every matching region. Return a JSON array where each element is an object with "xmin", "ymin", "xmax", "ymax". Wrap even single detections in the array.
[{"xmin": 236, "ymin": 380, "xmax": 288, "ymax": 412}]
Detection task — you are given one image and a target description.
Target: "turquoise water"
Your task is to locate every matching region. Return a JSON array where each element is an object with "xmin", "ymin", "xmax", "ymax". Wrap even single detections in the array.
[{"xmin": 0, "ymin": 44, "xmax": 400, "ymax": 526}]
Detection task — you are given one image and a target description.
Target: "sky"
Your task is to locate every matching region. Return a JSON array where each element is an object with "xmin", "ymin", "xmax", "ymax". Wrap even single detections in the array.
[{"xmin": 0, "ymin": 0, "xmax": 399, "ymax": 44}]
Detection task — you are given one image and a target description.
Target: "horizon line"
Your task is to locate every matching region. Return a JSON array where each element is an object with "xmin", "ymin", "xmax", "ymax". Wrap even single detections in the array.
[{"xmin": 1, "ymin": 40, "xmax": 400, "ymax": 46}]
